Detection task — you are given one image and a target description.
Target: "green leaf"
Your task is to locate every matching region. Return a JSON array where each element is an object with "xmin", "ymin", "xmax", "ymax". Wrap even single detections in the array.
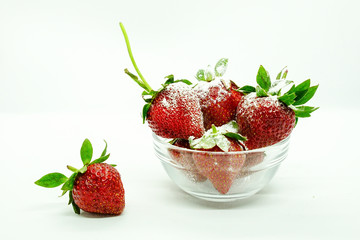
[
  {"xmin": 101, "ymin": 140, "xmax": 108, "ymax": 157},
  {"xmin": 256, "ymin": 86, "xmax": 268, "ymax": 97},
  {"xmin": 223, "ymin": 132, "xmax": 247, "ymax": 142},
  {"xmin": 124, "ymin": 69, "xmax": 146, "ymax": 90},
  {"xmin": 291, "ymin": 105, "xmax": 319, "ymax": 118},
  {"xmin": 61, "ymin": 172, "xmax": 78, "ymax": 191},
  {"xmin": 189, "ymin": 121, "xmax": 240, "ymax": 152},
  {"xmin": 164, "ymin": 74, "xmax": 174, "ymax": 81},
  {"xmin": 79, "ymin": 165, "xmax": 87, "ymax": 174},
  {"xmin": 68, "ymin": 191, "xmax": 74, "ymax": 205},
  {"xmin": 142, "ymin": 90, "xmax": 154, "ymax": 103},
  {"xmin": 282, "ymin": 70, "xmax": 288, "ymax": 79},
  {"xmin": 60, "ymin": 190, "xmax": 68, "ymax": 197},
  {"xmin": 284, "ymin": 85, "xmax": 296, "ymax": 95},
  {"xmin": 69, "ymin": 190, "xmax": 81, "ymax": 214},
  {"xmin": 34, "ymin": 173, "xmax": 68, "ymax": 188},
  {"xmin": 256, "ymin": 65, "xmax": 271, "ymax": 92},
  {"xmin": 217, "ymin": 120, "xmax": 239, "ymax": 134},
  {"xmin": 214, "ymin": 134, "xmax": 230, "ymax": 152},
  {"xmin": 293, "ymin": 85, "xmax": 319, "ymax": 106},
  {"xmin": 294, "ymin": 79, "xmax": 311, "ymax": 93},
  {"xmin": 269, "ymin": 79, "xmax": 294, "ymax": 96},
  {"xmin": 237, "ymin": 85, "xmax": 256, "ymax": 94},
  {"xmin": 294, "ymin": 89, "xmax": 307, "ymax": 102},
  {"xmin": 205, "ymin": 65, "xmax": 214, "ymax": 81},
  {"xmin": 163, "ymin": 74, "xmax": 175, "ymax": 86},
  {"xmin": 80, "ymin": 139, "xmax": 93, "ymax": 165},
  {"xmin": 278, "ymin": 92, "xmax": 296, "ymax": 106},
  {"xmin": 214, "ymin": 58, "xmax": 228, "ymax": 77},
  {"xmin": 110, "ymin": 164, "xmax": 117, "ymax": 167},
  {"xmin": 276, "ymin": 66, "xmax": 287, "ymax": 80},
  {"xmin": 67, "ymin": 165, "xmax": 79, "ymax": 173},
  {"xmin": 195, "ymin": 69, "xmax": 205, "ymax": 81},
  {"xmin": 189, "ymin": 135, "xmax": 216, "ymax": 150},
  {"xmin": 72, "ymin": 200, "xmax": 81, "ymax": 215},
  {"xmin": 142, "ymin": 103, "xmax": 151, "ymax": 124},
  {"xmin": 175, "ymin": 79, "xmax": 192, "ymax": 85},
  {"xmin": 91, "ymin": 153, "xmax": 110, "ymax": 165}
]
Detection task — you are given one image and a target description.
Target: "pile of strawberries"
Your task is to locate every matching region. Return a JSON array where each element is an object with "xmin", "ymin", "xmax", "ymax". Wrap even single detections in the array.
[
  {"xmin": 120, "ymin": 23, "xmax": 318, "ymax": 194},
  {"xmin": 34, "ymin": 23, "xmax": 319, "ymax": 217}
]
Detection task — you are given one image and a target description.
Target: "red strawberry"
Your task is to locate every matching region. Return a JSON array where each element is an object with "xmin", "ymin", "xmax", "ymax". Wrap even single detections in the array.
[
  {"xmin": 120, "ymin": 23, "xmax": 204, "ymax": 139},
  {"xmin": 192, "ymin": 137, "xmax": 245, "ymax": 194},
  {"xmin": 230, "ymin": 81, "xmax": 243, "ymax": 103},
  {"xmin": 236, "ymin": 65, "xmax": 319, "ymax": 150},
  {"xmin": 72, "ymin": 163, "xmax": 125, "ymax": 215},
  {"xmin": 237, "ymin": 151, "xmax": 265, "ymax": 179},
  {"xmin": 168, "ymin": 139, "xmax": 207, "ymax": 182},
  {"xmin": 189, "ymin": 123, "xmax": 247, "ymax": 194},
  {"xmin": 35, "ymin": 139, "xmax": 125, "ymax": 215},
  {"xmin": 194, "ymin": 59, "xmax": 243, "ymax": 130},
  {"xmin": 237, "ymin": 95, "xmax": 295, "ymax": 150},
  {"xmin": 147, "ymin": 82, "xmax": 205, "ymax": 139},
  {"xmin": 195, "ymin": 79, "xmax": 243, "ymax": 130}
]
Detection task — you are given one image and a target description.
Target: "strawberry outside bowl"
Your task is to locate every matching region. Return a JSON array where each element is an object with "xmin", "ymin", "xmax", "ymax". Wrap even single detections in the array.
[{"xmin": 153, "ymin": 133, "xmax": 290, "ymax": 202}]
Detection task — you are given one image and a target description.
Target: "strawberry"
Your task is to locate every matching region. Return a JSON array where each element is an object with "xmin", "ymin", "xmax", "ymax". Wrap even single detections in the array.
[
  {"xmin": 35, "ymin": 139, "xmax": 125, "ymax": 215},
  {"xmin": 120, "ymin": 23, "xmax": 205, "ymax": 139},
  {"xmin": 168, "ymin": 138, "xmax": 207, "ymax": 182},
  {"xmin": 146, "ymin": 81, "xmax": 205, "ymax": 139},
  {"xmin": 72, "ymin": 163, "xmax": 125, "ymax": 215},
  {"xmin": 236, "ymin": 66, "xmax": 319, "ymax": 150},
  {"xmin": 237, "ymin": 95, "xmax": 296, "ymax": 150},
  {"xmin": 237, "ymin": 151, "xmax": 265, "ymax": 179},
  {"xmin": 194, "ymin": 59, "xmax": 243, "ymax": 130},
  {"xmin": 189, "ymin": 122, "xmax": 247, "ymax": 194}
]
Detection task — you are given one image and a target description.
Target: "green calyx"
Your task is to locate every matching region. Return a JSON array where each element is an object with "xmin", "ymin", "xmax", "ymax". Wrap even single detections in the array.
[
  {"xmin": 120, "ymin": 22, "xmax": 192, "ymax": 124},
  {"xmin": 189, "ymin": 121, "xmax": 247, "ymax": 152},
  {"xmin": 34, "ymin": 139, "xmax": 113, "ymax": 215},
  {"xmin": 237, "ymin": 65, "xmax": 319, "ymax": 118},
  {"xmin": 195, "ymin": 58, "xmax": 229, "ymax": 82}
]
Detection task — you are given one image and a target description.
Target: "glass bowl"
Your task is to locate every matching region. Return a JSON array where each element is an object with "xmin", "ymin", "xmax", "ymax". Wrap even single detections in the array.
[{"xmin": 153, "ymin": 133, "xmax": 290, "ymax": 202}]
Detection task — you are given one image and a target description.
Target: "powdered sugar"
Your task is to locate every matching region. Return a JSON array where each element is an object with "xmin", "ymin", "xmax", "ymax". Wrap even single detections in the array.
[
  {"xmin": 194, "ymin": 79, "xmax": 231, "ymax": 107},
  {"xmin": 147, "ymin": 82, "xmax": 205, "ymax": 139}
]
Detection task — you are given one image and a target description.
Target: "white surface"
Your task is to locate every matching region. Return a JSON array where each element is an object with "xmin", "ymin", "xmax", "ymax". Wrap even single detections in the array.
[
  {"xmin": 1, "ymin": 0, "xmax": 360, "ymax": 239},
  {"xmin": 0, "ymin": 109, "xmax": 359, "ymax": 240}
]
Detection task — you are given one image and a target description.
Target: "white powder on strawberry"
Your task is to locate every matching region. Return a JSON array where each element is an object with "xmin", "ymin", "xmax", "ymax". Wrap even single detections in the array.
[
  {"xmin": 194, "ymin": 79, "xmax": 231, "ymax": 107},
  {"xmin": 161, "ymin": 97, "xmax": 171, "ymax": 108},
  {"xmin": 147, "ymin": 82, "xmax": 205, "ymax": 139}
]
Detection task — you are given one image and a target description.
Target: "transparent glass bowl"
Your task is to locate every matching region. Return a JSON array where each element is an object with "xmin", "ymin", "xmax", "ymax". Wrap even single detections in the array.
[{"xmin": 153, "ymin": 134, "xmax": 290, "ymax": 202}]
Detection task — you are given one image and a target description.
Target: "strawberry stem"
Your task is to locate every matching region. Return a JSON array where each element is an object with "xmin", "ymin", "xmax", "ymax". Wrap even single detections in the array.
[{"xmin": 119, "ymin": 22, "xmax": 153, "ymax": 92}]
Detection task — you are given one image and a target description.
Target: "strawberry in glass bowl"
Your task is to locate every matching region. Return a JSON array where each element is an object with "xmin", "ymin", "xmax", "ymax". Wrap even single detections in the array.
[{"xmin": 120, "ymin": 23, "xmax": 318, "ymax": 202}]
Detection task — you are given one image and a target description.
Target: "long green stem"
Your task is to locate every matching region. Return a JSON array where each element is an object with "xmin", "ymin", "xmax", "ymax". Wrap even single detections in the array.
[{"xmin": 119, "ymin": 22, "xmax": 153, "ymax": 92}]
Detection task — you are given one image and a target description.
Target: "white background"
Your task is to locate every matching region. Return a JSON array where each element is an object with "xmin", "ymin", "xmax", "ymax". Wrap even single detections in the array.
[{"xmin": 0, "ymin": 0, "xmax": 359, "ymax": 239}]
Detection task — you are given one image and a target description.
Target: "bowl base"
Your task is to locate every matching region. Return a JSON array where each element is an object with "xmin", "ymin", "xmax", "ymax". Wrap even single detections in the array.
[{"xmin": 184, "ymin": 188, "xmax": 261, "ymax": 202}]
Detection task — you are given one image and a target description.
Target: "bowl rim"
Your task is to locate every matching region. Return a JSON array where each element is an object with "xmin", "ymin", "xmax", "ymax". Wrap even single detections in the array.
[{"xmin": 152, "ymin": 133, "xmax": 290, "ymax": 155}]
